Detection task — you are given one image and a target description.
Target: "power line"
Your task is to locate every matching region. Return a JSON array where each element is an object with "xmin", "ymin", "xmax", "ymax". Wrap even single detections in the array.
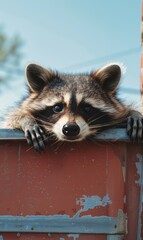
[{"xmin": 62, "ymin": 47, "xmax": 141, "ymax": 71}]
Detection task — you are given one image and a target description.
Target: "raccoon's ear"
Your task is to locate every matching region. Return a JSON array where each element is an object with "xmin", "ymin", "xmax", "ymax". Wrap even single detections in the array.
[
  {"xmin": 92, "ymin": 64, "xmax": 122, "ymax": 94},
  {"xmin": 26, "ymin": 64, "xmax": 55, "ymax": 92}
]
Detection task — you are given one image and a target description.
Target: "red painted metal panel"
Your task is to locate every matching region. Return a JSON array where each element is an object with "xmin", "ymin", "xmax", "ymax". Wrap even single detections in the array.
[
  {"xmin": 0, "ymin": 139, "xmax": 142, "ymax": 239},
  {"xmin": 125, "ymin": 144, "xmax": 143, "ymax": 240},
  {"xmin": 0, "ymin": 141, "xmax": 124, "ymax": 217}
]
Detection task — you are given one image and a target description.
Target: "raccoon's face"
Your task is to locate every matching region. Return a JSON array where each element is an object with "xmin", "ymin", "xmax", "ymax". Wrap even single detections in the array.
[{"xmin": 25, "ymin": 63, "xmax": 127, "ymax": 142}]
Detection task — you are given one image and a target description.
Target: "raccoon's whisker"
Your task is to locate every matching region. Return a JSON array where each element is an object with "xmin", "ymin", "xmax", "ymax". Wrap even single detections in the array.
[
  {"xmin": 26, "ymin": 130, "xmax": 55, "ymax": 152},
  {"xmin": 40, "ymin": 120, "xmax": 53, "ymax": 126},
  {"xmin": 26, "ymin": 146, "xmax": 34, "ymax": 152},
  {"xmin": 31, "ymin": 115, "xmax": 51, "ymax": 124},
  {"xmin": 80, "ymin": 113, "xmax": 108, "ymax": 130},
  {"xmin": 89, "ymin": 123, "xmax": 112, "ymax": 129},
  {"xmin": 87, "ymin": 113, "xmax": 108, "ymax": 126},
  {"xmin": 46, "ymin": 131, "xmax": 57, "ymax": 141},
  {"xmin": 89, "ymin": 123, "xmax": 113, "ymax": 130},
  {"xmin": 89, "ymin": 119, "xmax": 125, "ymax": 129},
  {"xmin": 87, "ymin": 116, "xmax": 102, "ymax": 125},
  {"xmin": 39, "ymin": 121, "xmax": 53, "ymax": 127},
  {"xmin": 86, "ymin": 109, "xmax": 127, "ymax": 128},
  {"xmin": 54, "ymin": 141, "xmax": 64, "ymax": 152},
  {"xmin": 26, "ymin": 144, "xmax": 40, "ymax": 152},
  {"xmin": 50, "ymin": 138, "xmax": 61, "ymax": 148},
  {"xmin": 33, "ymin": 117, "xmax": 53, "ymax": 127}
]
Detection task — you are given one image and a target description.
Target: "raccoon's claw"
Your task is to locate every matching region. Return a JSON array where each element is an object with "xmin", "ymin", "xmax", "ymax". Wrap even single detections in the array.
[
  {"xmin": 25, "ymin": 125, "xmax": 48, "ymax": 152},
  {"xmin": 127, "ymin": 115, "xmax": 143, "ymax": 142}
]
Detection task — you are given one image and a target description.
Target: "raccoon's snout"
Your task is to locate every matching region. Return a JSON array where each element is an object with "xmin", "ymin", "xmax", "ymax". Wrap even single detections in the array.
[{"xmin": 62, "ymin": 123, "xmax": 80, "ymax": 137}]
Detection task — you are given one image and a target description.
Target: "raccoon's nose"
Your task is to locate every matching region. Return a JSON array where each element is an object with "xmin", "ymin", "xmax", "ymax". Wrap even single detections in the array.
[{"xmin": 62, "ymin": 123, "xmax": 80, "ymax": 137}]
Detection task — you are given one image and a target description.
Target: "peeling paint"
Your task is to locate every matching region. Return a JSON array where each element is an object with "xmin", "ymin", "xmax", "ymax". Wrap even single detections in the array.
[
  {"xmin": 75, "ymin": 194, "xmax": 112, "ymax": 217},
  {"xmin": 67, "ymin": 234, "xmax": 80, "ymax": 239},
  {"xmin": 48, "ymin": 233, "xmax": 52, "ymax": 237},
  {"xmin": 0, "ymin": 236, "xmax": 3, "ymax": 240},
  {"xmin": 59, "ymin": 238, "xmax": 65, "ymax": 240},
  {"xmin": 135, "ymin": 153, "xmax": 143, "ymax": 186},
  {"xmin": 136, "ymin": 153, "xmax": 143, "ymax": 240}
]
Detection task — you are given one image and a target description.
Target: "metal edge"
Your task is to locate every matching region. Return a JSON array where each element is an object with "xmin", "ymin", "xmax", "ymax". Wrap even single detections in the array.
[
  {"xmin": 107, "ymin": 236, "xmax": 125, "ymax": 240},
  {"xmin": 0, "ymin": 128, "xmax": 129, "ymax": 141},
  {"xmin": 0, "ymin": 212, "xmax": 125, "ymax": 234}
]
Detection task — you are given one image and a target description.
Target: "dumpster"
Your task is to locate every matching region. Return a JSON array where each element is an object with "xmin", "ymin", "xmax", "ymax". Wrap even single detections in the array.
[{"xmin": 0, "ymin": 128, "xmax": 142, "ymax": 240}]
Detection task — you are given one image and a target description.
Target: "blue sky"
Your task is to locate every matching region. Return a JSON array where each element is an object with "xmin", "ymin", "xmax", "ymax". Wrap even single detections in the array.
[{"xmin": 0, "ymin": 0, "xmax": 142, "ymax": 115}]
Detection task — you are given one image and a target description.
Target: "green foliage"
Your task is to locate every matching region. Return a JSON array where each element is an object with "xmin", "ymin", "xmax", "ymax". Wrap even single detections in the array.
[{"xmin": 0, "ymin": 27, "xmax": 23, "ymax": 84}]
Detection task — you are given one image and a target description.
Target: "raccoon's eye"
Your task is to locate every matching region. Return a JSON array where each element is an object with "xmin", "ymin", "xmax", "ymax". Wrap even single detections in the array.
[
  {"xmin": 81, "ymin": 103, "xmax": 94, "ymax": 114},
  {"xmin": 53, "ymin": 103, "xmax": 64, "ymax": 113}
]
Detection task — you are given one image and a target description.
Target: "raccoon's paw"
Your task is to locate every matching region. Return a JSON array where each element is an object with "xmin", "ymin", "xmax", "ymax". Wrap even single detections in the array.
[
  {"xmin": 25, "ymin": 124, "xmax": 48, "ymax": 152},
  {"xmin": 127, "ymin": 115, "xmax": 143, "ymax": 142}
]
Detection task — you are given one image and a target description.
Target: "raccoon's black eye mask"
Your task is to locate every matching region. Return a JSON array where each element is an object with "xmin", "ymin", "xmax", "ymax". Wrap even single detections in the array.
[
  {"xmin": 33, "ymin": 100, "xmax": 112, "ymax": 127},
  {"xmin": 33, "ymin": 102, "xmax": 65, "ymax": 120},
  {"xmin": 79, "ymin": 103, "xmax": 112, "ymax": 125},
  {"xmin": 79, "ymin": 103, "xmax": 95, "ymax": 114}
]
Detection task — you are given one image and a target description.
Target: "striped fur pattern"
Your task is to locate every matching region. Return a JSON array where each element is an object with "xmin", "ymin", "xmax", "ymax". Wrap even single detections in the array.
[{"xmin": 3, "ymin": 63, "xmax": 142, "ymax": 151}]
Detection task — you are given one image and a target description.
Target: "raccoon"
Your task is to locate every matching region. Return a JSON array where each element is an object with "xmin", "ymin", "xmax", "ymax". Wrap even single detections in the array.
[{"xmin": 3, "ymin": 63, "xmax": 143, "ymax": 152}]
